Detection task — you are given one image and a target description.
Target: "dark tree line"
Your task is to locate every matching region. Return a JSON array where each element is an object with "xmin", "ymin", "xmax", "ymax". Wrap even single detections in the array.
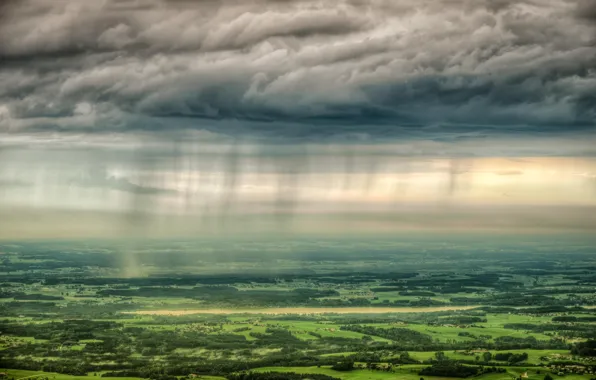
[{"xmin": 227, "ymin": 372, "xmax": 340, "ymax": 380}]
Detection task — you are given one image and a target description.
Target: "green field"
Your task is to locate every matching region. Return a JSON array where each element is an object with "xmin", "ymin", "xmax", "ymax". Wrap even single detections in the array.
[
  {"xmin": 1, "ymin": 370, "xmax": 144, "ymax": 380},
  {"xmin": 406, "ymin": 349, "xmax": 571, "ymax": 364},
  {"xmin": 251, "ymin": 365, "xmax": 596, "ymax": 380},
  {"xmin": 2, "ymin": 239, "xmax": 596, "ymax": 380}
]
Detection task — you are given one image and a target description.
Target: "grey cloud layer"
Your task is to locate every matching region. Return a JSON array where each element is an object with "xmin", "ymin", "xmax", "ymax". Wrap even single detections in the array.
[{"xmin": 1, "ymin": 0, "xmax": 595, "ymax": 138}]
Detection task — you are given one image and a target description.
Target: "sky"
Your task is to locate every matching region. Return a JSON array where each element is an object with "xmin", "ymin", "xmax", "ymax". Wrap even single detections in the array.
[{"xmin": 0, "ymin": 0, "xmax": 595, "ymax": 239}]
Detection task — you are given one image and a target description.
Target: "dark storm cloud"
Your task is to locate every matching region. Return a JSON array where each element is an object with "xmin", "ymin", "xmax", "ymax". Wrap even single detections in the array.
[
  {"xmin": 0, "ymin": 0, "xmax": 595, "ymax": 139},
  {"xmin": 576, "ymin": 0, "xmax": 596, "ymax": 22}
]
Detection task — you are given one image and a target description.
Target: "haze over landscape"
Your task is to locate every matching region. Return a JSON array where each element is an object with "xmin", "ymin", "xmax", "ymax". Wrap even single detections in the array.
[{"xmin": 1, "ymin": 1, "xmax": 596, "ymax": 380}]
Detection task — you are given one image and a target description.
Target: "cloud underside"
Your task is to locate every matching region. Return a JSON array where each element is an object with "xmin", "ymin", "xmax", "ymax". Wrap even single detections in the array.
[{"xmin": 0, "ymin": 0, "xmax": 595, "ymax": 139}]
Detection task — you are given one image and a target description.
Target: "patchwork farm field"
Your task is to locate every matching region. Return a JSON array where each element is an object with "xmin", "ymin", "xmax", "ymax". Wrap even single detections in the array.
[{"xmin": 2, "ymin": 239, "xmax": 596, "ymax": 380}]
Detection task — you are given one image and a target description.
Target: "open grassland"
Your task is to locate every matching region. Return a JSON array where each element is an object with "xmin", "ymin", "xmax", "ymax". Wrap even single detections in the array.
[
  {"xmin": 407, "ymin": 349, "xmax": 571, "ymax": 364},
  {"xmin": 318, "ymin": 349, "xmax": 571, "ymax": 365},
  {"xmin": 2, "ymin": 371, "xmax": 227, "ymax": 380},
  {"xmin": 253, "ymin": 366, "xmax": 455, "ymax": 380},
  {"xmin": 251, "ymin": 365, "xmax": 596, "ymax": 380},
  {"xmin": 125, "ymin": 306, "xmax": 478, "ymax": 315},
  {"xmin": 403, "ymin": 318, "xmax": 554, "ymax": 342},
  {"xmin": 1, "ymin": 370, "xmax": 144, "ymax": 380}
]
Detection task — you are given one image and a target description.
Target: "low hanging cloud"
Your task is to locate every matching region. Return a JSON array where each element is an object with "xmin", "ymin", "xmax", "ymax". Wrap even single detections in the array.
[
  {"xmin": 0, "ymin": 0, "xmax": 595, "ymax": 139},
  {"xmin": 70, "ymin": 166, "xmax": 175, "ymax": 195}
]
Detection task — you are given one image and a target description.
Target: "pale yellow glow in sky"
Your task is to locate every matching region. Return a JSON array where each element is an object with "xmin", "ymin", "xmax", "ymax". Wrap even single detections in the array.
[
  {"xmin": 1, "ymin": 139, "xmax": 595, "ymax": 239},
  {"xmin": 2, "ymin": 156, "xmax": 596, "ymax": 212}
]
